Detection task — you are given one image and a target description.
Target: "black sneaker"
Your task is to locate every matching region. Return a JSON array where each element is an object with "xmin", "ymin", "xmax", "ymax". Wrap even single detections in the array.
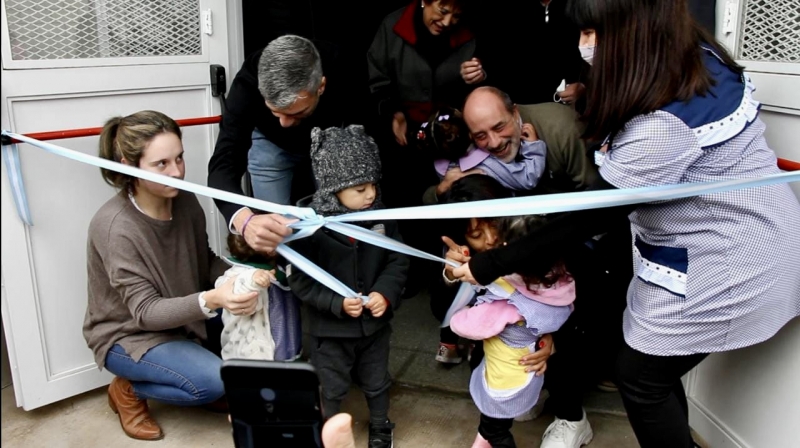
[{"xmin": 368, "ymin": 420, "xmax": 395, "ymax": 448}]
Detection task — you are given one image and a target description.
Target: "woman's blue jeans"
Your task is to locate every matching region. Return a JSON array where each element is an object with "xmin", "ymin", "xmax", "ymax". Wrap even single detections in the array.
[{"xmin": 104, "ymin": 341, "xmax": 224, "ymax": 406}]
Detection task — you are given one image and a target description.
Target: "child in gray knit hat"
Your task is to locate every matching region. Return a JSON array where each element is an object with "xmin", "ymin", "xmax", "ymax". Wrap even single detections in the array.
[
  {"xmin": 309, "ymin": 124, "xmax": 384, "ymax": 216},
  {"xmin": 288, "ymin": 125, "xmax": 409, "ymax": 448}
]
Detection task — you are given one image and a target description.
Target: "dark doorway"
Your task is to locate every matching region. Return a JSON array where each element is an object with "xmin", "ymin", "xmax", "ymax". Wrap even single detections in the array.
[{"xmin": 241, "ymin": 0, "xmax": 408, "ymax": 61}]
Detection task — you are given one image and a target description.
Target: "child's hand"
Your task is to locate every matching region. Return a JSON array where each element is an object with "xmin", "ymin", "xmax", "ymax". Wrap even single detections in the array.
[
  {"xmin": 252, "ymin": 269, "xmax": 276, "ymax": 288},
  {"xmin": 342, "ymin": 297, "xmax": 364, "ymax": 318},
  {"xmin": 364, "ymin": 292, "xmax": 389, "ymax": 318},
  {"xmin": 436, "ymin": 167, "xmax": 486, "ymax": 196},
  {"xmin": 442, "ymin": 236, "xmax": 471, "ymax": 280},
  {"xmin": 521, "ymin": 123, "xmax": 539, "ymax": 142}
]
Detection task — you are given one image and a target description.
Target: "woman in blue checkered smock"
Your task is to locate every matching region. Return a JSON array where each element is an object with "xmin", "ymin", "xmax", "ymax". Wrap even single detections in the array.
[{"xmin": 452, "ymin": 1, "xmax": 800, "ymax": 447}]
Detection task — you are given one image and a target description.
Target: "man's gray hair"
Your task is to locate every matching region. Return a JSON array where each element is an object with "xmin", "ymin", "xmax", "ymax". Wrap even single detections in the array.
[{"xmin": 258, "ymin": 35, "xmax": 323, "ymax": 109}]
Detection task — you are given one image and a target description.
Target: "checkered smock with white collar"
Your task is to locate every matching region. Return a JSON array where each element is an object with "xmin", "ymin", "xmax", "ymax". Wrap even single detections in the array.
[{"xmin": 601, "ymin": 113, "xmax": 800, "ymax": 356}]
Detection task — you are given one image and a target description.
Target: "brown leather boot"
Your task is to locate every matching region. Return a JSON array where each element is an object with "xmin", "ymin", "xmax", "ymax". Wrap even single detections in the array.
[{"xmin": 107, "ymin": 377, "xmax": 164, "ymax": 440}]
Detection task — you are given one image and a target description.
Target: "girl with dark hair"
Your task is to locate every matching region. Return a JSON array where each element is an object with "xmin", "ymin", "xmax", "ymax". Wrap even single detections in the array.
[
  {"xmin": 452, "ymin": 1, "xmax": 800, "ymax": 447},
  {"xmin": 430, "ymin": 174, "xmax": 516, "ymax": 364},
  {"xmin": 449, "ymin": 215, "xmax": 576, "ymax": 448}
]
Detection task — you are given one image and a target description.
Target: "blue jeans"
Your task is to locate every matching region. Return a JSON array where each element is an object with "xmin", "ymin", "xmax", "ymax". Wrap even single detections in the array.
[
  {"xmin": 247, "ymin": 129, "xmax": 308, "ymax": 205},
  {"xmin": 104, "ymin": 341, "xmax": 224, "ymax": 406}
]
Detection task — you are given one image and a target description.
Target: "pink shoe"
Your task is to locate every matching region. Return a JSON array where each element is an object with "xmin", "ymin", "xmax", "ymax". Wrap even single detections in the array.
[{"xmin": 472, "ymin": 432, "xmax": 492, "ymax": 448}]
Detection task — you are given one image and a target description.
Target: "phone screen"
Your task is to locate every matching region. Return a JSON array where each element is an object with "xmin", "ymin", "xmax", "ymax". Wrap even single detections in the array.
[{"xmin": 222, "ymin": 360, "xmax": 324, "ymax": 448}]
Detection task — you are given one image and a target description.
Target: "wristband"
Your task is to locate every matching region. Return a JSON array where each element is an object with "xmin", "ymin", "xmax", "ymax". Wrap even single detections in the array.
[
  {"xmin": 241, "ymin": 213, "xmax": 256, "ymax": 236},
  {"xmin": 442, "ymin": 267, "xmax": 459, "ymax": 284}
]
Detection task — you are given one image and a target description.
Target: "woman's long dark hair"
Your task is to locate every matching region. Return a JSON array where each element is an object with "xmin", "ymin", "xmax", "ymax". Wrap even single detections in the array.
[{"xmin": 566, "ymin": 0, "xmax": 744, "ymax": 141}]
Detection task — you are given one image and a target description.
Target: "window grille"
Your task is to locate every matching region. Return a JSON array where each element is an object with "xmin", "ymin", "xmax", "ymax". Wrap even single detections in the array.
[
  {"xmin": 5, "ymin": 0, "xmax": 201, "ymax": 60},
  {"xmin": 737, "ymin": 0, "xmax": 800, "ymax": 63}
]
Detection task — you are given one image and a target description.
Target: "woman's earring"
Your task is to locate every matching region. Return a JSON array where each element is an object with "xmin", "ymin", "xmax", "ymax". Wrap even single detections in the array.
[{"xmin": 421, "ymin": 1, "xmax": 424, "ymax": 7}]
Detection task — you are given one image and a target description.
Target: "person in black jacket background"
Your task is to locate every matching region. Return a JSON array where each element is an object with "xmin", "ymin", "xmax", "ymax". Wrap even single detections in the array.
[
  {"xmin": 473, "ymin": 0, "xmax": 585, "ymax": 106},
  {"xmin": 207, "ymin": 35, "xmax": 362, "ymax": 255}
]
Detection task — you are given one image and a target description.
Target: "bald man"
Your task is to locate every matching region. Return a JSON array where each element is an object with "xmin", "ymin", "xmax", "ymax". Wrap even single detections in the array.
[
  {"xmin": 424, "ymin": 87, "xmax": 598, "ymax": 203},
  {"xmin": 467, "ymin": 86, "xmax": 598, "ymax": 193}
]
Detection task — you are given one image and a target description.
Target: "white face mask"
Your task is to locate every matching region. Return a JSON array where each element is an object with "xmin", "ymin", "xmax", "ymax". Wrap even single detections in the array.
[{"xmin": 579, "ymin": 45, "xmax": 595, "ymax": 65}]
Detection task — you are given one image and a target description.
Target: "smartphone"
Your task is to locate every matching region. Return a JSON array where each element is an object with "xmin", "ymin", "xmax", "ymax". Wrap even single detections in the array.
[{"xmin": 221, "ymin": 359, "xmax": 324, "ymax": 448}]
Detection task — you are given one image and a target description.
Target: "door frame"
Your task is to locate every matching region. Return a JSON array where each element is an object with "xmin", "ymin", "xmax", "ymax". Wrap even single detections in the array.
[{"xmin": 0, "ymin": 0, "xmax": 236, "ymax": 410}]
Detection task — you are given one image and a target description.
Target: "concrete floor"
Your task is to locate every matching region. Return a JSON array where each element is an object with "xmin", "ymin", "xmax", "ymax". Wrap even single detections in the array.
[
  {"xmin": 1, "ymin": 384, "xmax": 639, "ymax": 448},
  {"xmin": 1, "ymin": 290, "xmax": 642, "ymax": 447}
]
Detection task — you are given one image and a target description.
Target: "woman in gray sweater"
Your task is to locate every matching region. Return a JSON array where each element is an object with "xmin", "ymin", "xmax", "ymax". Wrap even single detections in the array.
[{"xmin": 83, "ymin": 110, "xmax": 259, "ymax": 441}]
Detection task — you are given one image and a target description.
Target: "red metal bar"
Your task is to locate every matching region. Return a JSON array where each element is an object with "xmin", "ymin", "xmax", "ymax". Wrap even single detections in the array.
[
  {"xmin": 2, "ymin": 115, "xmax": 798, "ymax": 172},
  {"xmin": 2, "ymin": 115, "xmax": 221, "ymax": 144},
  {"xmin": 778, "ymin": 157, "xmax": 800, "ymax": 172}
]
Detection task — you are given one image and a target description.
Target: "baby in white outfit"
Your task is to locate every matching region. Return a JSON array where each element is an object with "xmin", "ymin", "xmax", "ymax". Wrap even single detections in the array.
[{"xmin": 215, "ymin": 233, "xmax": 280, "ymax": 360}]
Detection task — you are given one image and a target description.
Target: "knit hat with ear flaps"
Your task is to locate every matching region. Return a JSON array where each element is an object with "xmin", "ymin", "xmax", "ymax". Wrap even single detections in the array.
[{"xmin": 309, "ymin": 125, "xmax": 383, "ymax": 216}]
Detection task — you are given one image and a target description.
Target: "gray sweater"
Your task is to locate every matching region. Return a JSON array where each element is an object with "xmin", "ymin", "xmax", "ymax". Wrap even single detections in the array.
[{"xmin": 83, "ymin": 190, "xmax": 227, "ymax": 368}]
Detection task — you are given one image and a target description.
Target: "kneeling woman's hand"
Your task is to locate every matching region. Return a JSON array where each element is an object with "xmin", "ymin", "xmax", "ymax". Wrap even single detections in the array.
[
  {"xmin": 205, "ymin": 276, "xmax": 259, "ymax": 316},
  {"xmin": 520, "ymin": 334, "xmax": 555, "ymax": 376}
]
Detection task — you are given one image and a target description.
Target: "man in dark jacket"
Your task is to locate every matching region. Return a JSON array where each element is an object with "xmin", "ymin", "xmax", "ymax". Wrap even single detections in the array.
[{"xmin": 207, "ymin": 35, "xmax": 362, "ymax": 255}]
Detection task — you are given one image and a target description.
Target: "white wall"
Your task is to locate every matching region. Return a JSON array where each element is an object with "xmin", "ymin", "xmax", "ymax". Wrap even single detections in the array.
[
  {"xmin": 760, "ymin": 109, "xmax": 800, "ymax": 197},
  {"xmin": 688, "ymin": 105, "xmax": 800, "ymax": 448},
  {"xmin": 687, "ymin": 4, "xmax": 800, "ymax": 446},
  {"xmin": 688, "ymin": 321, "xmax": 800, "ymax": 448},
  {"xmin": 688, "ymin": 108, "xmax": 800, "ymax": 448}
]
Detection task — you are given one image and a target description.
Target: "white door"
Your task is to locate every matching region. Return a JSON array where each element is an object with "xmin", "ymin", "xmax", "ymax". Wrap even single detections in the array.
[{"xmin": 1, "ymin": 0, "xmax": 233, "ymax": 410}]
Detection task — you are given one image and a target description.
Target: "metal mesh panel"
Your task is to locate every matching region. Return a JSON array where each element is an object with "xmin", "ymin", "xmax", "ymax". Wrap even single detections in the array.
[
  {"xmin": 737, "ymin": 0, "xmax": 800, "ymax": 63},
  {"xmin": 5, "ymin": 0, "xmax": 201, "ymax": 60}
]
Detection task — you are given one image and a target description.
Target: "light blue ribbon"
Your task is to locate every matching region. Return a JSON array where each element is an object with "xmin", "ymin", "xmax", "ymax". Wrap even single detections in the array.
[
  {"xmin": 442, "ymin": 282, "xmax": 477, "ymax": 327},
  {"xmin": 276, "ymin": 245, "xmax": 370, "ymax": 304},
  {"xmin": 3, "ymin": 130, "xmax": 799, "ymax": 309},
  {"xmin": 2, "ymin": 143, "xmax": 33, "ymax": 226},
  {"xmin": 324, "ymin": 221, "xmax": 458, "ymax": 267},
  {"xmin": 0, "ymin": 130, "xmax": 361, "ymax": 301},
  {"xmin": 334, "ymin": 169, "xmax": 800, "ymax": 221},
  {"xmin": 1, "ymin": 131, "xmax": 317, "ymax": 221}
]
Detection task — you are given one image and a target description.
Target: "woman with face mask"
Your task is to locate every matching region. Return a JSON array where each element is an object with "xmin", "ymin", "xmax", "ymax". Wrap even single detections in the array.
[
  {"xmin": 452, "ymin": 1, "xmax": 800, "ymax": 447},
  {"xmin": 578, "ymin": 29, "xmax": 596, "ymax": 65}
]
